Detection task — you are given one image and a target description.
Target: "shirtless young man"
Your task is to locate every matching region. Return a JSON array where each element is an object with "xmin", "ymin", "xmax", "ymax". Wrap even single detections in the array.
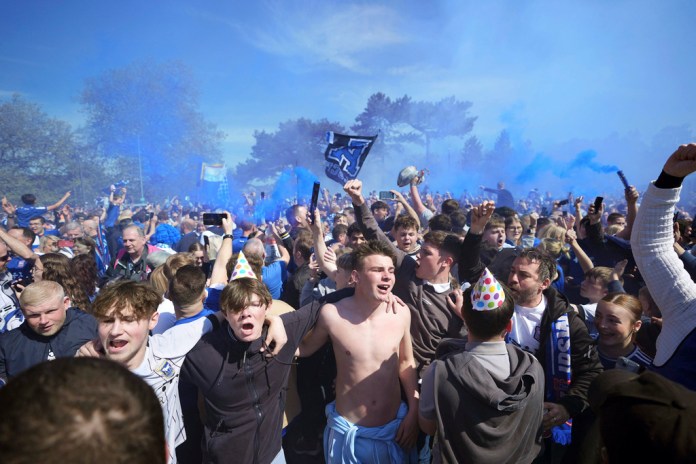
[{"xmin": 299, "ymin": 240, "xmax": 419, "ymax": 463}]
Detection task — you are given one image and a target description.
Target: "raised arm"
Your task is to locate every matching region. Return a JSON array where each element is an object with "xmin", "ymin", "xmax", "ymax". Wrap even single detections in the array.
[
  {"xmin": 308, "ymin": 208, "xmax": 336, "ymax": 279},
  {"xmin": 0, "ymin": 227, "xmax": 38, "ymax": 261},
  {"xmin": 345, "ymin": 179, "xmax": 406, "ymax": 268},
  {"xmin": 615, "ymin": 186, "xmax": 639, "ymax": 240},
  {"xmin": 209, "ymin": 212, "xmax": 234, "ymax": 286},
  {"xmin": 391, "ymin": 190, "xmax": 421, "ymax": 230},
  {"xmin": 631, "ymin": 144, "xmax": 696, "ymax": 327},
  {"xmin": 565, "ymin": 228, "xmax": 594, "ymax": 274},
  {"xmin": 47, "ymin": 191, "xmax": 71, "ymax": 211},
  {"xmin": 457, "ymin": 201, "xmax": 495, "ymax": 284}
]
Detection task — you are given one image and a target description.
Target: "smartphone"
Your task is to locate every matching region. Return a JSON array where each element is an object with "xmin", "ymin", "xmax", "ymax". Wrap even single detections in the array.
[
  {"xmin": 309, "ymin": 181, "xmax": 320, "ymax": 224},
  {"xmin": 149, "ymin": 212, "xmax": 154, "ymax": 220},
  {"xmin": 202, "ymin": 213, "xmax": 225, "ymax": 226},
  {"xmin": 557, "ymin": 199, "xmax": 569, "ymax": 206},
  {"xmin": 379, "ymin": 191, "xmax": 396, "ymax": 201},
  {"xmin": 617, "ymin": 170, "xmax": 630, "ymax": 189},
  {"xmin": 593, "ymin": 196, "xmax": 604, "ymax": 212},
  {"xmin": 11, "ymin": 276, "xmax": 33, "ymax": 290},
  {"xmin": 58, "ymin": 240, "xmax": 74, "ymax": 248}
]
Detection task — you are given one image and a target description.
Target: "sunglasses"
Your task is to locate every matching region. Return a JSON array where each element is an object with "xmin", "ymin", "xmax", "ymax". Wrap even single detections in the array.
[{"xmin": 0, "ymin": 254, "xmax": 9, "ymax": 262}]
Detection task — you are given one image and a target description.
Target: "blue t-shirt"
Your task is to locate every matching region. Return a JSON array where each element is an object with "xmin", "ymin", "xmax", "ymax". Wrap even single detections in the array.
[
  {"xmin": 103, "ymin": 203, "xmax": 121, "ymax": 228},
  {"xmin": 15, "ymin": 205, "xmax": 48, "ymax": 227},
  {"xmin": 262, "ymin": 260, "xmax": 287, "ymax": 300}
]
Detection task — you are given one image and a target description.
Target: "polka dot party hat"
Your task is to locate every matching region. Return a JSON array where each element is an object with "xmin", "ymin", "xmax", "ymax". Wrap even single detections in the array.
[
  {"xmin": 470, "ymin": 267, "xmax": 505, "ymax": 311},
  {"xmin": 231, "ymin": 251, "xmax": 257, "ymax": 281}
]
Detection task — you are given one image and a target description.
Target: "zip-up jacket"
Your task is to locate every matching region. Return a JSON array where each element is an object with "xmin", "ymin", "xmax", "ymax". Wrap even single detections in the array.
[
  {"xmin": 0, "ymin": 308, "xmax": 97, "ymax": 384},
  {"xmin": 179, "ymin": 290, "xmax": 351, "ymax": 464}
]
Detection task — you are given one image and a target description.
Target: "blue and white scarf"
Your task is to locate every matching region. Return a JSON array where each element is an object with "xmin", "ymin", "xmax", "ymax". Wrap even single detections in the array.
[{"xmin": 545, "ymin": 313, "xmax": 572, "ymax": 445}]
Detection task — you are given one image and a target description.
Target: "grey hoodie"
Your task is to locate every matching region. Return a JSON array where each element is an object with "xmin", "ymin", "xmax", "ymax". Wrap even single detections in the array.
[{"xmin": 431, "ymin": 339, "xmax": 544, "ymax": 464}]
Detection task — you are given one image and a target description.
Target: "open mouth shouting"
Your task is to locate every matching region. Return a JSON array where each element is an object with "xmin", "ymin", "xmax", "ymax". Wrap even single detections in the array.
[{"xmin": 107, "ymin": 338, "xmax": 128, "ymax": 353}]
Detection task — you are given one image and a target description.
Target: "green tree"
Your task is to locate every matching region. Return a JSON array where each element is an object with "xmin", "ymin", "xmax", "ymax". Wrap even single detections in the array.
[
  {"xmin": 80, "ymin": 60, "xmax": 225, "ymax": 200},
  {"xmin": 234, "ymin": 118, "xmax": 346, "ymax": 185},
  {"xmin": 0, "ymin": 94, "xmax": 84, "ymax": 201}
]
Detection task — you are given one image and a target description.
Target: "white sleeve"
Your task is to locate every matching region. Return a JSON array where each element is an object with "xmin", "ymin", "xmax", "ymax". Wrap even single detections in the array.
[{"xmin": 149, "ymin": 316, "xmax": 213, "ymax": 359}]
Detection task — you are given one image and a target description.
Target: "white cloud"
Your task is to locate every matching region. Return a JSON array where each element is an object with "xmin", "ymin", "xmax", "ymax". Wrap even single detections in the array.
[{"xmin": 237, "ymin": 3, "xmax": 409, "ymax": 72}]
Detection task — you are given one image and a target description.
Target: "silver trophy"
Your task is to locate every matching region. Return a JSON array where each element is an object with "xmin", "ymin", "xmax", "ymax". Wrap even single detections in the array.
[{"xmin": 397, "ymin": 166, "xmax": 427, "ymax": 187}]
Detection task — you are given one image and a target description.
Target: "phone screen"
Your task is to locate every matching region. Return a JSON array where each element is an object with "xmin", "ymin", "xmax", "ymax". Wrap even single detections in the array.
[{"xmin": 202, "ymin": 213, "xmax": 225, "ymax": 226}]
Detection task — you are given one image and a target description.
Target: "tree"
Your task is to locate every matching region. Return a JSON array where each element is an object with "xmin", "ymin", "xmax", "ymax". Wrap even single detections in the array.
[
  {"xmin": 488, "ymin": 130, "xmax": 514, "ymax": 166},
  {"xmin": 461, "ymin": 135, "xmax": 484, "ymax": 167},
  {"xmin": 80, "ymin": 60, "xmax": 225, "ymax": 200},
  {"xmin": 352, "ymin": 93, "xmax": 477, "ymax": 165},
  {"xmin": 0, "ymin": 94, "xmax": 84, "ymax": 201},
  {"xmin": 234, "ymin": 118, "xmax": 346, "ymax": 185},
  {"xmin": 406, "ymin": 96, "xmax": 477, "ymax": 158}
]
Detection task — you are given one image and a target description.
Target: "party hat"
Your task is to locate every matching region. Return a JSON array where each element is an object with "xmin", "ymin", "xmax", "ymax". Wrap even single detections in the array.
[
  {"xmin": 231, "ymin": 251, "xmax": 257, "ymax": 281},
  {"xmin": 470, "ymin": 268, "xmax": 505, "ymax": 311}
]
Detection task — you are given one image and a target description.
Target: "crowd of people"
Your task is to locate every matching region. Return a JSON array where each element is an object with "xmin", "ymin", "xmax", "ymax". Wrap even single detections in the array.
[{"xmin": 1, "ymin": 145, "xmax": 696, "ymax": 464}]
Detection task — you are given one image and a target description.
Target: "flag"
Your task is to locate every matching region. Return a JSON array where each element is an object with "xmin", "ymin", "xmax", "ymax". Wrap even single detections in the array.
[
  {"xmin": 201, "ymin": 163, "xmax": 227, "ymax": 183},
  {"xmin": 200, "ymin": 163, "xmax": 228, "ymax": 207},
  {"xmin": 323, "ymin": 132, "xmax": 378, "ymax": 185}
]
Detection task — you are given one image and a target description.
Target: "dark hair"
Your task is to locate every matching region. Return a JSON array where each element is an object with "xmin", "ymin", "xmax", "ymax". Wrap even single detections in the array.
[
  {"xmin": 332, "ymin": 224, "xmax": 348, "ymax": 239},
  {"xmin": 220, "ymin": 278, "xmax": 272, "ymax": 314},
  {"xmin": 92, "ymin": 281, "xmax": 162, "ymax": 321},
  {"xmin": 168, "ymin": 265, "xmax": 206, "ymax": 308},
  {"xmin": 516, "ymin": 248, "xmax": 556, "ymax": 283},
  {"xmin": 607, "ymin": 212, "xmax": 625, "ymax": 225},
  {"xmin": 449, "ymin": 210, "xmax": 467, "ymax": 234},
  {"xmin": 74, "ymin": 236, "xmax": 97, "ymax": 253},
  {"xmin": 10, "ymin": 226, "xmax": 35, "ymax": 244},
  {"xmin": 353, "ymin": 240, "xmax": 397, "ymax": 271},
  {"xmin": 393, "ymin": 215, "xmax": 418, "ymax": 232},
  {"xmin": 347, "ymin": 222, "xmax": 363, "ymax": 238},
  {"xmin": 428, "ymin": 214, "xmax": 452, "ymax": 232},
  {"xmin": 370, "ymin": 200, "xmax": 389, "ymax": 214},
  {"xmin": 21, "ymin": 194, "xmax": 36, "ymax": 205},
  {"xmin": 423, "ymin": 230, "xmax": 460, "ymax": 257},
  {"xmin": 441, "ymin": 199, "xmax": 460, "ymax": 215},
  {"xmin": 0, "ymin": 357, "xmax": 165, "ymax": 464},
  {"xmin": 29, "ymin": 216, "xmax": 46, "ymax": 224},
  {"xmin": 461, "ymin": 282, "xmax": 515, "ymax": 339},
  {"xmin": 493, "ymin": 206, "xmax": 517, "ymax": 219}
]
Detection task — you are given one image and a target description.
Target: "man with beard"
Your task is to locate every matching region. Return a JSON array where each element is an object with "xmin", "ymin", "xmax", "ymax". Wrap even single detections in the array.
[{"xmin": 457, "ymin": 201, "xmax": 602, "ymax": 463}]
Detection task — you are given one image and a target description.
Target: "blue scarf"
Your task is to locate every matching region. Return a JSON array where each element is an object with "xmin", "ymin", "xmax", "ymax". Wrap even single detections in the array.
[{"xmin": 545, "ymin": 313, "xmax": 573, "ymax": 445}]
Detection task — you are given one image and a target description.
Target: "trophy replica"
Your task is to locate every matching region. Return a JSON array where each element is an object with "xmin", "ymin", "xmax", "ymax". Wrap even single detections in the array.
[{"xmin": 397, "ymin": 166, "xmax": 428, "ymax": 187}]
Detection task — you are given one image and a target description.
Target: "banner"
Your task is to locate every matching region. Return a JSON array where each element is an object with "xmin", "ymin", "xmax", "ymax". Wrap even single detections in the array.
[
  {"xmin": 200, "ymin": 163, "xmax": 228, "ymax": 207},
  {"xmin": 323, "ymin": 132, "xmax": 378, "ymax": 185}
]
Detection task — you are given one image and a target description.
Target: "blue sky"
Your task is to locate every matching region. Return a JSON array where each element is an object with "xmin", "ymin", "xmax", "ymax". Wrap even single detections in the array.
[{"xmin": 2, "ymin": 0, "xmax": 695, "ymax": 197}]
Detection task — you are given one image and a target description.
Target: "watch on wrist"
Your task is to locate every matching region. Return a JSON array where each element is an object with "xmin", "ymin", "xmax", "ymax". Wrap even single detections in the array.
[{"xmin": 222, "ymin": 234, "xmax": 233, "ymax": 240}]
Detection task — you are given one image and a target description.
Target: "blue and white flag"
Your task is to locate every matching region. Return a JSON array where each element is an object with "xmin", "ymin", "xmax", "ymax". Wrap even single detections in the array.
[{"xmin": 323, "ymin": 132, "xmax": 377, "ymax": 185}]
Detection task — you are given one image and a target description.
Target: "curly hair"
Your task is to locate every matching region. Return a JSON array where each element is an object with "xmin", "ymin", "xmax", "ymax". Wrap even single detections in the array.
[
  {"xmin": 69, "ymin": 253, "xmax": 99, "ymax": 303},
  {"xmin": 40, "ymin": 253, "xmax": 92, "ymax": 313}
]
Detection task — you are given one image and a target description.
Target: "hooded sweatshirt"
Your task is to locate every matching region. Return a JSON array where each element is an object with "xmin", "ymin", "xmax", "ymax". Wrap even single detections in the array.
[{"xmin": 430, "ymin": 339, "xmax": 544, "ymax": 464}]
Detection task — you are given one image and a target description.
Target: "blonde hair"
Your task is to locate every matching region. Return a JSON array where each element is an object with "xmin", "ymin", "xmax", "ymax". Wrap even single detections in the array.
[{"xmin": 20, "ymin": 280, "xmax": 65, "ymax": 308}]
